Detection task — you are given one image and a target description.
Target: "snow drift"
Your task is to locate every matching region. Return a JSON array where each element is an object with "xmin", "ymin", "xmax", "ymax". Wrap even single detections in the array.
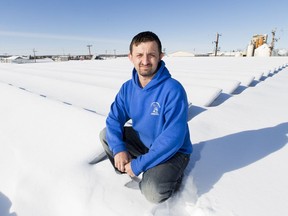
[{"xmin": 0, "ymin": 56, "xmax": 288, "ymax": 216}]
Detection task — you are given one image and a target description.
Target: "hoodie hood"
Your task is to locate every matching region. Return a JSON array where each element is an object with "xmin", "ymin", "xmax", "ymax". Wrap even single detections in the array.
[{"xmin": 132, "ymin": 60, "xmax": 171, "ymax": 91}]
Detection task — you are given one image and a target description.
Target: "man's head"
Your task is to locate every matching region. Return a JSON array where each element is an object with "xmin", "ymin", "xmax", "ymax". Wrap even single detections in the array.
[
  {"xmin": 129, "ymin": 31, "xmax": 162, "ymax": 55},
  {"xmin": 128, "ymin": 31, "xmax": 164, "ymax": 80}
]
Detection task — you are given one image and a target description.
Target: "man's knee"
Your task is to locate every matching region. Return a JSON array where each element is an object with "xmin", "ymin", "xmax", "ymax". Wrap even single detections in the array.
[
  {"xmin": 140, "ymin": 177, "xmax": 173, "ymax": 204},
  {"xmin": 99, "ymin": 128, "xmax": 108, "ymax": 148},
  {"xmin": 99, "ymin": 128, "xmax": 111, "ymax": 154},
  {"xmin": 99, "ymin": 128, "xmax": 106, "ymax": 142}
]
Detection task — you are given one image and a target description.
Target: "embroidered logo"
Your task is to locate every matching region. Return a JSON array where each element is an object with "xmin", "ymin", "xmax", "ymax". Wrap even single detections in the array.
[{"xmin": 150, "ymin": 102, "xmax": 160, "ymax": 116}]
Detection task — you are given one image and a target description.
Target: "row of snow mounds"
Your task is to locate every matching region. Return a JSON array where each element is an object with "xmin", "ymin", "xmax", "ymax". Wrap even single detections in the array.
[
  {"xmin": 165, "ymin": 56, "xmax": 288, "ymax": 105},
  {"xmin": 0, "ymin": 60, "xmax": 221, "ymax": 108},
  {"xmin": 0, "ymin": 57, "xmax": 288, "ymax": 112},
  {"xmin": 176, "ymin": 76, "xmax": 240, "ymax": 94},
  {"xmin": 0, "ymin": 59, "xmax": 219, "ymax": 108},
  {"xmin": 182, "ymin": 84, "xmax": 222, "ymax": 107},
  {"xmin": 0, "ymin": 59, "xmax": 133, "ymax": 116},
  {"xmin": 0, "ymin": 69, "xmax": 117, "ymax": 116},
  {"xmin": 0, "ymin": 59, "xmax": 131, "ymax": 89}
]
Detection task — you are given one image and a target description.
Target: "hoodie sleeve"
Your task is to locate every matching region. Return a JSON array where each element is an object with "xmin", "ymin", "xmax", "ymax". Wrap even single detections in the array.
[
  {"xmin": 131, "ymin": 84, "xmax": 190, "ymax": 176},
  {"xmin": 106, "ymin": 85, "xmax": 130, "ymax": 156}
]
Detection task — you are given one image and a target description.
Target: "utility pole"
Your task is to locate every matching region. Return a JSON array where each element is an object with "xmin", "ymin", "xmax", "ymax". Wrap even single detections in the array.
[
  {"xmin": 33, "ymin": 48, "xmax": 37, "ymax": 63},
  {"xmin": 87, "ymin": 45, "xmax": 92, "ymax": 56},
  {"xmin": 214, "ymin": 32, "xmax": 221, "ymax": 56},
  {"xmin": 270, "ymin": 29, "xmax": 279, "ymax": 56}
]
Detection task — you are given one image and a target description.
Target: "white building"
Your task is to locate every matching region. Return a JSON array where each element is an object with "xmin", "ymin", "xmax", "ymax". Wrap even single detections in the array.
[
  {"xmin": 2, "ymin": 56, "xmax": 31, "ymax": 64},
  {"xmin": 168, "ymin": 51, "xmax": 195, "ymax": 57}
]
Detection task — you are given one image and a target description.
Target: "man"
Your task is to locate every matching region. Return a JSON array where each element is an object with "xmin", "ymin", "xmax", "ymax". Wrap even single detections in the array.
[{"xmin": 100, "ymin": 31, "xmax": 192, "ymax": 203}]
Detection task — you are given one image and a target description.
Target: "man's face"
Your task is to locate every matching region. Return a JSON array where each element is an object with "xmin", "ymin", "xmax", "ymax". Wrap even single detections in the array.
[{"xmin": 129, "ymin": 41, "xmax": 164, "ymax": 78}]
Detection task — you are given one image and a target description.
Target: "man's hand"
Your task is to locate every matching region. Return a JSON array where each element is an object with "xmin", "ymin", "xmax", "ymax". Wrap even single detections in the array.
[
  {"xmin": 114, "ymin": 151, "xmax": 131, "ymax": 173},
  {"xmin": 124, "ymin": 162, "xmax": 135, "ymax": 177}
]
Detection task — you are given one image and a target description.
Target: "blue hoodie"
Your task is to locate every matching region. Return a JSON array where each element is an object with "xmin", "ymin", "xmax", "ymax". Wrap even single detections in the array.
[{"xmin": 106, "ymin": 60, "xmax": 192, "ymax": 176}]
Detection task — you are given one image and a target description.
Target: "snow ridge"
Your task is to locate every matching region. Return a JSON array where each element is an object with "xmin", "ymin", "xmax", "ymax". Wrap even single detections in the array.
[{"xmin": 1, "ymin": 57, "xmax": 288, "ymax": 216}]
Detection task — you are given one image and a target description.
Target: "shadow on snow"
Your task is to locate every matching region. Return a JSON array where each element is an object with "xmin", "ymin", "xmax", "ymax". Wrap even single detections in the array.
[
  {"xmin": 186, "ymin": 122, "xmax": 288, "ymax": 196},
  {"xmin": 0, "ymin": 192, "xmax": 17, "ymax": 216}
]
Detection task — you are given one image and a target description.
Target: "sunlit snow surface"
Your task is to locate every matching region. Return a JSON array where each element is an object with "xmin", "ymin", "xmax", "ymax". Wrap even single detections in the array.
[{"xmin": 0, "ymin": 56, "xmax": 288, "ymax": 216}]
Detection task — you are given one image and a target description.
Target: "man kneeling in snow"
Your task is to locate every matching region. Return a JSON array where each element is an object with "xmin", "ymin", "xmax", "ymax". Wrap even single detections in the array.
[{"xmin": 100, "ymin": 31, "xmax": 192, "ymax": 203}]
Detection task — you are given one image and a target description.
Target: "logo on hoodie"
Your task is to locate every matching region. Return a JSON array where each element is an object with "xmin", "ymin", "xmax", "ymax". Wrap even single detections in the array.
[{"xmin": 150, "ymin": 102, "xmax": 160, "ymax": 116}]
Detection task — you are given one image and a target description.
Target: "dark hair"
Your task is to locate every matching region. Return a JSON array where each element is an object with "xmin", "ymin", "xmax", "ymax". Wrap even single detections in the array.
[{"xmin": 129, "ymin": 31, "xmax": 162, "ymax": 54}]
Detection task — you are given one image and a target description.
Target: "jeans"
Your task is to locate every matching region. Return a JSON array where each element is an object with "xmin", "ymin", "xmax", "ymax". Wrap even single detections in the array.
[{"xmin": 99, "ymin": 127, "xmax": 190, "ymax": 203}]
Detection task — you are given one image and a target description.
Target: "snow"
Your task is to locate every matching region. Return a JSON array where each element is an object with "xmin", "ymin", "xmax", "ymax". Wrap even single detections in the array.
[
  {"xmin": 168, "ymin": 51, "xmax": 195, "ymax": 57},
  {"xmin": 0, "ymin": 56, "xmax": 288, "ymax": 216}
]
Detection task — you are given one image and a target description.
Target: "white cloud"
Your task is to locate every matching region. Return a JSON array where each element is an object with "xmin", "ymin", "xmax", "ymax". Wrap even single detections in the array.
[{"xmin": 0, "ymin": 30, "xmax": 127, "ymax": 44}]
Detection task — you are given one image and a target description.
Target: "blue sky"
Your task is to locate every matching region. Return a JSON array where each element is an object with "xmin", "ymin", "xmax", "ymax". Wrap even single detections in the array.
[{"xmin": 0, "ymin": 0, "xmax": 287, "ymax": 55}]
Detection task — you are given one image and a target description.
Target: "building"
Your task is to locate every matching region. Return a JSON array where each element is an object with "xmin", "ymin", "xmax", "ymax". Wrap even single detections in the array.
[{"xmin": 1, "ymin": 56, "xmax": 31, "ymax": 64}]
